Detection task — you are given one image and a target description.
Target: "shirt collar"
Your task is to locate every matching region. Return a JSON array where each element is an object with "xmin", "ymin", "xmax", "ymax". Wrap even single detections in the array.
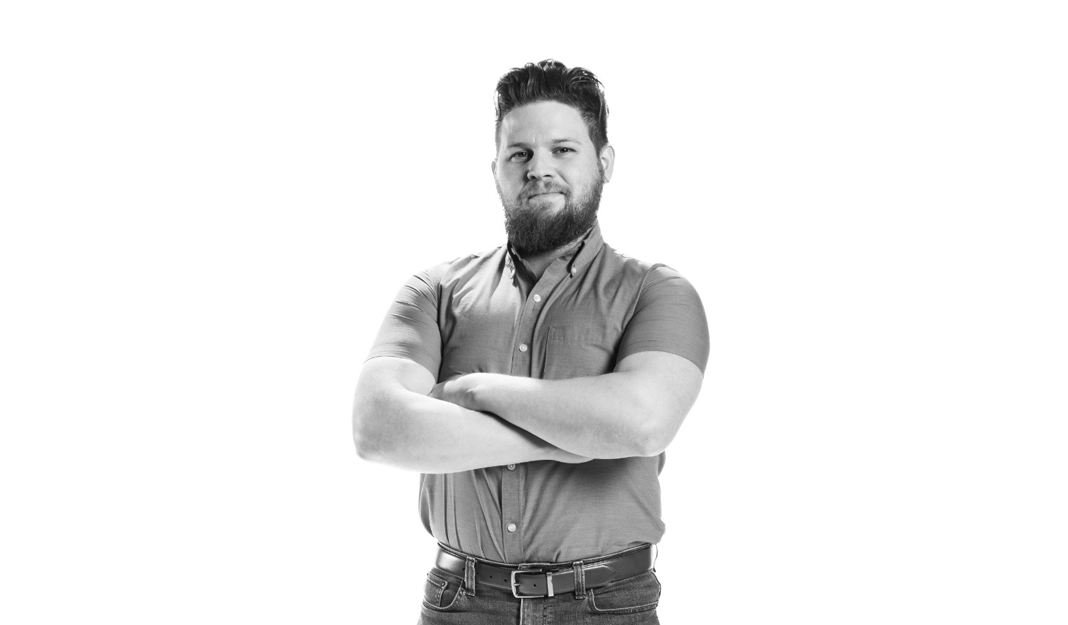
[{"xmin": 569, "ymin": 222, "xmax": 604, "ymax": 276}]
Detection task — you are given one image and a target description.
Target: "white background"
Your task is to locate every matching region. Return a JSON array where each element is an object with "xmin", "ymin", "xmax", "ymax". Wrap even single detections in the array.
[{"xmin": 2, "ymin": 1, "xmax": 1066, "ymax": 623}]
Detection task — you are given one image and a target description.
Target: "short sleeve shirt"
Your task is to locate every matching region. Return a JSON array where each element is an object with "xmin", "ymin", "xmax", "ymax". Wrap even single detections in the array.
[{"xmin": 367, "ymin": 224, "xmax": 709, "ymax": 563}]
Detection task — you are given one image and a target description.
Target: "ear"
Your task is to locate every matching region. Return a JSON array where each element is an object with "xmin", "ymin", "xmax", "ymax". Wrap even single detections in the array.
[
  {"xmin": 599, "ymin": 144, "xmax": 616, "ymax": 182},
  {"xmin": 491, "ymin": 159, "xmax": 497, "ymax": 181}
]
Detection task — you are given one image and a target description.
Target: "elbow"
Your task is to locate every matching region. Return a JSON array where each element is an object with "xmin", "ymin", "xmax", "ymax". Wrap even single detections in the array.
[
  {"xmin": 351, "ymin": 413, "xmax": 375, "ymax": 461},
  {"xmin": 352, "ymin": 401, "xmax": 389, "ymax": 462},
  {"xmin": 630, "ymin": 410, "xmax": 679, "ymax": 457},
  {"xmin": 632, "ymin": 428, "xmax": 671, "ymax": 457},
  {"xmin": 352, "ymin": 428, "xmax": 377, "ymax": 462}
]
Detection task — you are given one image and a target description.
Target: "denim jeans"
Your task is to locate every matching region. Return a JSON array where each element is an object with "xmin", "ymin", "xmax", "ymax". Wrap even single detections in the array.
[{"xmin": 417, "ymin": 562, "xmax": 661, "ymax": 624}]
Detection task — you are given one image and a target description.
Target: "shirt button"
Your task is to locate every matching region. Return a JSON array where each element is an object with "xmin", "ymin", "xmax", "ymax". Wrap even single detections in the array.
[
  {"xmin": 532, "ymin": 294, "xmax": 542, "ymax": 303},
  {"xmin": 507, "ymin": 523, "xmax": 517, "ymax": 533},
  {"xmin": 518, "ymin": 344, "xmax": 528, "ymax": 352},
  {"xmin": 507, "ymin": 464, "xmax": 516, "ymax": 470}
]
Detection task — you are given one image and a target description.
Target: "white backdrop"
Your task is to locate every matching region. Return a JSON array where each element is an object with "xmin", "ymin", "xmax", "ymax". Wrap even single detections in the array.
[{"xmin": 2, "ymin": 1, "xmax": 1066, "ymax": 623}]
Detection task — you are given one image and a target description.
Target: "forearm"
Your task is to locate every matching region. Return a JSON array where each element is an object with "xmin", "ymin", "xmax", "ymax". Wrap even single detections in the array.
[
  {"xmin": 354, "ymin": 383, "xmax": 586, "ymax": 473},
  {"xmin": 439, "ymin": 352, "xmax": 703, "ymax": 459},
  {"xmin": 455, "ymin": 373, "xmax": 656, "ymax": 458}
]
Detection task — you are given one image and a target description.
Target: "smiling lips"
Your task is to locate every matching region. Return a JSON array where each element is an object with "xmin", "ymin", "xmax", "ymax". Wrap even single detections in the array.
[{"xmin": 524, "ymin": 184, "xmax": 567, "ymax": 200}]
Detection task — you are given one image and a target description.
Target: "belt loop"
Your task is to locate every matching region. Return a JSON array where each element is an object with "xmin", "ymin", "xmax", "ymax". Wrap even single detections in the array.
[
  {"xmin": 464, "ymin": 557, "xmax": 477, "ymax": 596},
  {"xmin": 571, "ymin": 560, "xmax": 586, "ymax": 599}
]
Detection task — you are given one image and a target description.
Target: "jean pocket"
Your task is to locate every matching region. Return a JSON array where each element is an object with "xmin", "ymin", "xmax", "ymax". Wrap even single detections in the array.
[
  {"xmin": 586, "ymin": 571, "xmax": 661, "ymax": 614},
  {"xmin": 421, "ymin": 570, "xmax": 465, "ymax": 612}
]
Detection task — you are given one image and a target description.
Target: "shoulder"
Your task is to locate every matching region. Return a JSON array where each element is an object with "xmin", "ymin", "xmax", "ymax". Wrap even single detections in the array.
[
  {"xmin": 596, "ymin": 242, "xmax": 700, "ymax": 296},
  {"xmin": 603, "ymin": 244, "xmax": 709, "ymax": 373},
  {"xmin": 410, "ymin": 245, "xmax": 507, "ymax": 290}
]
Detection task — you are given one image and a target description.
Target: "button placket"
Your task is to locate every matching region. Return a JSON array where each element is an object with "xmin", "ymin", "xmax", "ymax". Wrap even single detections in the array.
[
  {"xmin": 501, "ymin": 256, "xmax": 581, "ymax": 561},
  {"xmin": 501, "ymin": 458, "xmax": 522, "ymax": 559},
  {"xmin": 510, "ymin": 285, "xmax": 541, "ymax": 378}
]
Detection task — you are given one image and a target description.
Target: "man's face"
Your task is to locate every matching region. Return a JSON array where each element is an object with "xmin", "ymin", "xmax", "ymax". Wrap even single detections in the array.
[{"xmin": 493, "ymin": 101, "xmax": 614, "ymax": 256}]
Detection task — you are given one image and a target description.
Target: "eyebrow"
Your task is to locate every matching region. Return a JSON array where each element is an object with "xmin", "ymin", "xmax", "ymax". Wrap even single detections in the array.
[{"xmin": 506, "ymin": 138, "xmax": 584, "ymax": 149}]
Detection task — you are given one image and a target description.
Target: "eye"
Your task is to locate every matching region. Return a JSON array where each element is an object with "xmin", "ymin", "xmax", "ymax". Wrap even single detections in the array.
[
  {"xmin": 554, "ymin": 147, "xmax": 575, "ymax": 154},
  {"xmin": 509, "ymin": 150, "xmax": 530, "ymax": 162}
]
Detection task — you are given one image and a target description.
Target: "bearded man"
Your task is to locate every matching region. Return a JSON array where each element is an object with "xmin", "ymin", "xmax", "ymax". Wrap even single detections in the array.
[{"xmin": 353, "ymin": 59, "xmax": 709, "ymax": 624}]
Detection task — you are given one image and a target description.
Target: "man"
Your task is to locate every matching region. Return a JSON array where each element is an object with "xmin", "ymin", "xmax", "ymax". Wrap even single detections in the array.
[{"xmin": 353, "ymin": 60, "xmax": 709, "ymax": 624}]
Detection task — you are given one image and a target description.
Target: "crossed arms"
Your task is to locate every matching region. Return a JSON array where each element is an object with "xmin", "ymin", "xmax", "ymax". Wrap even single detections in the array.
[{"xmin": 352, "ymin": 351, "xmax": 703, "ymax": 474}]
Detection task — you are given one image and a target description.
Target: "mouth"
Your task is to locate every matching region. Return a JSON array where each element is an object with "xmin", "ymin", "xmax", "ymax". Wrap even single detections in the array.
[{"xmin": 523, "ymin": 182, "xmax": 568, "ymax": 200}]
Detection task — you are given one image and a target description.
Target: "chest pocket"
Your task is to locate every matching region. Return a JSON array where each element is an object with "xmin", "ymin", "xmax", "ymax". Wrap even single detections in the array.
[{"xmin": 542, "ymin": 325, "xmax": 617, "ymax": 380}]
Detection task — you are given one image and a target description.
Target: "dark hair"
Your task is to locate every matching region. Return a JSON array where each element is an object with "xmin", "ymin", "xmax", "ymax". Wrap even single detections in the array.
[{"xmin": 494, "ymin": 59, "xmax": 609, "ymax": 154}]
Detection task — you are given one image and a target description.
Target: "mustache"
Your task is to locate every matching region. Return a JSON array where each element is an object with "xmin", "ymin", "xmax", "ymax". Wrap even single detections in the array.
[{"xmin": 521, "ymin": 181, "xmax": 569, "ymax": 199}]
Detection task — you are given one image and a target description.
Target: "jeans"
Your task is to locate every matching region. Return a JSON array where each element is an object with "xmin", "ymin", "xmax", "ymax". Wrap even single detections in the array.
[{"xmin": 417, "ymin": 562, "xmax": 661, "ymax": 624}]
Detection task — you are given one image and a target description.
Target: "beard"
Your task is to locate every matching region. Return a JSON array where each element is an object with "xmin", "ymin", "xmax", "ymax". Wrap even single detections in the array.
[{"xmin": 498, "ymin": 174, "xmax": 604, "ymax": 257}]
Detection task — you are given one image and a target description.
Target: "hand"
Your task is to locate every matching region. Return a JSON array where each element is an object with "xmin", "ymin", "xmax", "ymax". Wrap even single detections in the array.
[
  {"xmin": 553, "ymin": 449, "xmax": 594, "ymax": 464},
  {"xmin": 428, "ymin": 374, "xmax": 476, "ymax": 409},
  {"xmin": 428, "ymin": 380, "xmax": 450, "ymax": 402}
]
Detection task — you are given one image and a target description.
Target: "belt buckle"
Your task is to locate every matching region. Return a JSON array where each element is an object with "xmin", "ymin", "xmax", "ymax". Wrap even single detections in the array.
[{"xmin": 510, "ymin": 568, "xmax": 554, "ymax": 598}]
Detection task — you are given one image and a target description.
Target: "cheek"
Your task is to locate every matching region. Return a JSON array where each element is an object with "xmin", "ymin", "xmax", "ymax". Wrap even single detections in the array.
[
  {"xmin": 498, "ymin": 172, "xmax": 526, "ymax": 195},
  {"xmin": 563, "ymin": 170, "xmax": 594, "ymax": 193},
  {"xmin": 565, "ymin": 161, "xmax": 599, "ymax": 185}
]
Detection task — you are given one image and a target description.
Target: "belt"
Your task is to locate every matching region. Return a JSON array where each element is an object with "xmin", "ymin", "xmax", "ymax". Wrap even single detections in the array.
[{"xmin": 435, "ymin": 544, "xmax": 654, "ymax": 599}]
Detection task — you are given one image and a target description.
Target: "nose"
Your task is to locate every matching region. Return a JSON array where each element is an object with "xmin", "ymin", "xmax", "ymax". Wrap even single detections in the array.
[{"xmin": 526, "ymin": 151, "xmax": 554, "ymax": 180}]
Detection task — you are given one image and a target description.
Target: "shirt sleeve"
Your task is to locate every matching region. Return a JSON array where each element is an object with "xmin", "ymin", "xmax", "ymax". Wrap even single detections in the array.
[
  {"xmin": 616, "ymin": 264, "xmax": 710, "ymax": 373},
  {"xmin": 365, "ymin": 265, "xmax": 444, "ymax": 378}
]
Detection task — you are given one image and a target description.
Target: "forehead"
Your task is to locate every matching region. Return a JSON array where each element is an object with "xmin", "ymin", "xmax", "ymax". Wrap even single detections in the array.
[{"xmin": 499, "ymin": 101, "xmax": 591, "ymax": 145}]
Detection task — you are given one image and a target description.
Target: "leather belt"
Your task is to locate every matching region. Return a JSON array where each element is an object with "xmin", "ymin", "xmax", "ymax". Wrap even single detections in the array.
[{"xmin": 435, "ymin": 544, "xmax": 654, "ymax": 599}]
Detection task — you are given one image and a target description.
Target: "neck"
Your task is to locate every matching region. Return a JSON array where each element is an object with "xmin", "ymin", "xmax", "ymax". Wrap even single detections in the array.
[{"xmin": 512, "ymin": 235, "xmax": 586, "ymax": 282}]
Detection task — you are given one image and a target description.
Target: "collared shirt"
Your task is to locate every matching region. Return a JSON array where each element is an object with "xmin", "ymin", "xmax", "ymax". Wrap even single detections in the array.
[{"xmin": 367, "ymin": 223, "xmax": 709, "ymax": 563}]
